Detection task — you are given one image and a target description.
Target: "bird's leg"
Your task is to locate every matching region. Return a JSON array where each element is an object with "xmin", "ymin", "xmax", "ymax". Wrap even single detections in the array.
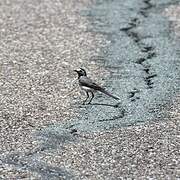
[
  {"xmin": 83, "ymin": 92, "xmax": 89, "ymax": 105},
  {"xmin": 88, "ymin": 92, "xmax": 94, "ymax": 104}
]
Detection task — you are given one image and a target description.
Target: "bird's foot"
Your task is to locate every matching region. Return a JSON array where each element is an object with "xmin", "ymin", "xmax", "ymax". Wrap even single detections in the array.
[
  {"xmin": 82, "ymin": 101, "xmax": 87, "ymax": 105},
  {"xmin": 114, "ymin": 102, "xmax": 121, "ymax": 108},
  {"xmin": 87, "ymin": 101, "xmax": 92, "ymax": 104}
]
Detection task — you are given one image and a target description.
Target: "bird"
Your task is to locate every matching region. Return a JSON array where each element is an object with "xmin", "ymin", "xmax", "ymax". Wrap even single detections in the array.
[{"xmin": 74, "ymin": 68, "xmax": 120, "ymax": 104}]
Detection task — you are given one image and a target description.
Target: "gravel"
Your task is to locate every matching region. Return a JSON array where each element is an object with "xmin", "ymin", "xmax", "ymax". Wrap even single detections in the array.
[
  {"xmin": 0, "ymin": 0, "xmax": 179, "ymax": 179},
  {"xmin": 42, "ymin": 103, "xmax": 180, "ymax": 179},
  {"xmin": 0, "ymin": 0, "xmax": 107, "ymax": 178},
  {"xmin": 0, "ymin": 0, "xmax": 107, "ymax": 153}
]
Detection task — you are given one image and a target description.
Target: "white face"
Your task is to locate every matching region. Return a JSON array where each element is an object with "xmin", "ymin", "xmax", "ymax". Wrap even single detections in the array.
[
  {"xmin": 77, "ymin": 68, "xmax": 86, "ymax": 76},
  {"xmin": 76, "ymin": 68, "xmax": 82, "ymax": 72}
]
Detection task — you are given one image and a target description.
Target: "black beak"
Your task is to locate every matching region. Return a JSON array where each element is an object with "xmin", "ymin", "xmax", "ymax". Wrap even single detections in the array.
[{"xmin": 74, "ymin": 70, "xmax": 78, "ymax": 73}]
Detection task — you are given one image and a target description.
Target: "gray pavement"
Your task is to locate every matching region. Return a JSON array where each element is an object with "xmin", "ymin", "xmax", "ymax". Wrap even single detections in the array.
[
  {"xmin": 63, "ymin": 0, "xmax": 180, "ymax": 132},
  {"xmin": 0, "ymin": 0, "xmax": 180, "ymax": 179}
]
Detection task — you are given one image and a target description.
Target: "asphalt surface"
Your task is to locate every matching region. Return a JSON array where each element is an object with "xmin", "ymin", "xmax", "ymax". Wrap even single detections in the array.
[
  {"xmin": 0, "ymin": 0, "xmax": 180, "ymax": 179},
  {"xmin": 61, "ymin": 0, "xmax": 180, "ymax": 132}
]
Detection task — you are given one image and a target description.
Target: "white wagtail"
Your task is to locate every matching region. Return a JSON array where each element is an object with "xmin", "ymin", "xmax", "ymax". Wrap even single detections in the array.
[{"xmin": 74, "ymin": 68, "xmax": 120, "ymax": 104}]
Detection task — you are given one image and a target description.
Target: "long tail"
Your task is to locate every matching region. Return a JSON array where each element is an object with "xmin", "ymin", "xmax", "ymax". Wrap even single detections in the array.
[{"xmin": 99, "ymin": 89, "xmax": 120, "ymax": 100}]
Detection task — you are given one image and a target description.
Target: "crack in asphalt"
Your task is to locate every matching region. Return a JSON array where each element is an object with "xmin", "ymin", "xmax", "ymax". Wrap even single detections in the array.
[
  {"xmin": 120, "ymin": 13, "xmax": 158, "ymax": 90},
  {"xmin": 128, "ymin": 88, "xmax": 140, "ymax": 101},
  {"xmin": 120, "ymin": 2, "xmax": 159, "ymax": 90},
  {"xmin": 139, "ymin": 0, "xmax": 154, "ymax": 17}
]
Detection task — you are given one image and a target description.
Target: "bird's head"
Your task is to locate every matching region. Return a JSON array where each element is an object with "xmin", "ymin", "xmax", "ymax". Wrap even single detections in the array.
[{"xmin": 74, "ymin": 68, "xmax": 87, "ymax": 78}]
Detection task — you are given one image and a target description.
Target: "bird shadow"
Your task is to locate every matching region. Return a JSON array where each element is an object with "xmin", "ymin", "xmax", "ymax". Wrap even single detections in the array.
[
  {"xmin": 70, "ymin": 101, "xmax": 121, "ymax": 109},
  {"xmin": 88, "ymin": 102, "xmax": 121, "ymax": 108}
]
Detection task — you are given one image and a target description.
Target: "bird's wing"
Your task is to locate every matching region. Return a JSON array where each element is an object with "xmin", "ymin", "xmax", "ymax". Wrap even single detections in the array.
[{"xmin": 79, "ymin": 76, "xmax": 104, "ymax": 91}]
